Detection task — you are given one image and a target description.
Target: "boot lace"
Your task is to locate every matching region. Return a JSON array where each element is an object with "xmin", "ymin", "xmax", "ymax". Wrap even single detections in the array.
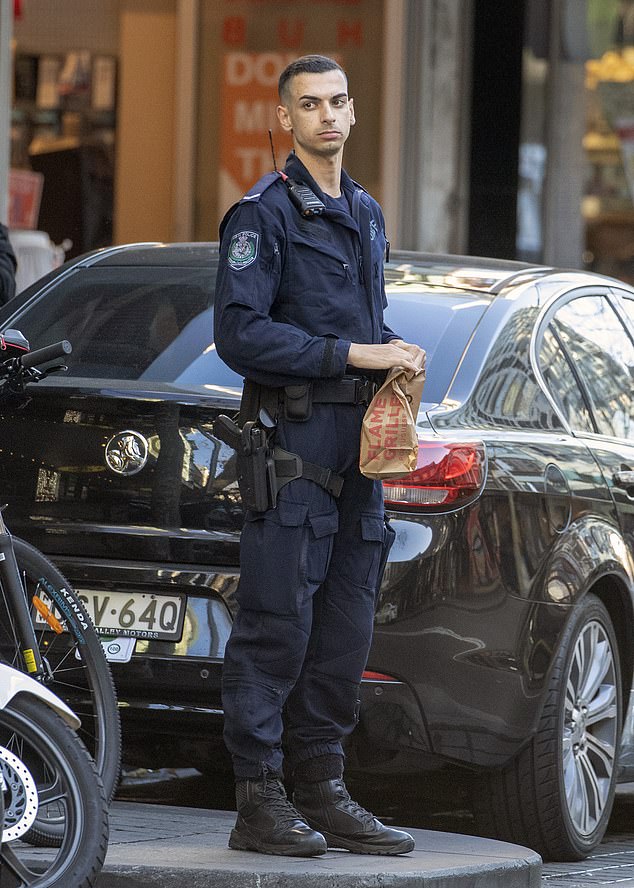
[
  {"xmin": 335, "ymin": 780, "xmax": 377, "ymax": 827},
  {"xmin": 262, "ymin": 776, "xmax": 306, "ymax": 828}
]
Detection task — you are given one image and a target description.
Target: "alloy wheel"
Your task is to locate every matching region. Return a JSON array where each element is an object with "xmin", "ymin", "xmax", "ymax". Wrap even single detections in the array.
[{"xmin": 562, "ymin": 618, "xmax": 619, "ymax": 837}]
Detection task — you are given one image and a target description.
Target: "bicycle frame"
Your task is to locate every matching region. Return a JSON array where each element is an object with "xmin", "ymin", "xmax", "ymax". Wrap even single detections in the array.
[
  {"xmin": 0, "ymin": 338, "xmax": 73, "ymax": 680},
  {"xmin": 0, "ymin": 509, "xmax": 50, "ymax": 678}
]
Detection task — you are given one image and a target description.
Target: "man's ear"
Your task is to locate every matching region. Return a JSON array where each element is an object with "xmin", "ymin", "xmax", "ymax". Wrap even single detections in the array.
[
  {"xmin": 349, "ymin": 97, "xmax": 356, "ymax": 126},
  {"xmin": 277, "ymin": 104, "xmax": 293, "ymax": 133}
]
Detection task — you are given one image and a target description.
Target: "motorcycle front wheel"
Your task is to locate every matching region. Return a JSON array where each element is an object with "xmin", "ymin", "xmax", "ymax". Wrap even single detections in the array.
[{"xmin": 0, "ymin": 695, "xmax": 109, "ymax": 887}]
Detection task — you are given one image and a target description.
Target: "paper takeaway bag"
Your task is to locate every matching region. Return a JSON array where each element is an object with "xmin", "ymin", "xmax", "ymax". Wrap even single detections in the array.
[{"xmin": 359, "ymin": 361, "xmax": 426, "ymax": 480}]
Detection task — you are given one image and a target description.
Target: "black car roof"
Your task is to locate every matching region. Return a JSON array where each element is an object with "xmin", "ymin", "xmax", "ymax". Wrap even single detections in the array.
[
  {"xmin": 88, "ymin": 243, "xmax": 215, "ymax": 268},
  {"xmin": 385, "ymin": 251, "xmax": 553, "ymax": 295},
  {"xmin": 86, "ymin": 242, "xmax": 553, "ymax": 295}
]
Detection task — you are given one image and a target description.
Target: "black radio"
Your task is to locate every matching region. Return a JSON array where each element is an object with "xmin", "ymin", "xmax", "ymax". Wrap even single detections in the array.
[
  {"xmin": 283, "ymin": 179, "xmax": 325, "ymax": 218},
  {"xmin": 268, "ymin": 130, "xmax": 325, "ymax": 218}
]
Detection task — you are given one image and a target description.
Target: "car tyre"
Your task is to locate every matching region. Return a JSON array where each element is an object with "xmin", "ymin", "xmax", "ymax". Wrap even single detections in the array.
[{"xmin": 472, "ymin": 593, "xmax": 622, "ymax": 860}]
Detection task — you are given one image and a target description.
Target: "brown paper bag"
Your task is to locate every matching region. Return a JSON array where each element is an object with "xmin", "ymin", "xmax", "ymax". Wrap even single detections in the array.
[{"xmin": 359, "ymin": 362, "xmax": 426, "ymax": 480}]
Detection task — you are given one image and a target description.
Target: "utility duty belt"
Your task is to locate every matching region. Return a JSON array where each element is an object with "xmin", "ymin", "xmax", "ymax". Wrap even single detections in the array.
[
  {"xmin": 213, "ymin": 376, "xmax": 377, "ymax": 512},
  {"xmin": 259, "ymin": 376, "xmax": 379, "ymax": 423}
]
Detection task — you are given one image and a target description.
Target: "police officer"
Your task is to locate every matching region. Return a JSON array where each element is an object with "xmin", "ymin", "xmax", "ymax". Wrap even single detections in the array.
[
  {"xmin": 0, "ymin": 224, "xmax": 17, "ymax": 305},
  {"xmin": 215, "ymin": 55, "xmax": 424, "ymax": 858}
]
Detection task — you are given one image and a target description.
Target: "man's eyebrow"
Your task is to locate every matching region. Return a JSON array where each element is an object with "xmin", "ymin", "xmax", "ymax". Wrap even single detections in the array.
[{"xmin": 297, "ymin": 92, "xmax": 349, "ymax": 102}]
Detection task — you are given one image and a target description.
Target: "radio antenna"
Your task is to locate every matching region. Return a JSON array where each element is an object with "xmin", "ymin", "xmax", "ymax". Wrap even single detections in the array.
[{"xmin": 268, "ymin": 130, "xmax": 278, "ymax": 172}]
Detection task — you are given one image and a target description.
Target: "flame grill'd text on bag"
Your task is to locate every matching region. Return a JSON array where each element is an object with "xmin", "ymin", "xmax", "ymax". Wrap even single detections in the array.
[{"xmin": 359, "ymin": 362, "xmax": 426, "ymax": 480}]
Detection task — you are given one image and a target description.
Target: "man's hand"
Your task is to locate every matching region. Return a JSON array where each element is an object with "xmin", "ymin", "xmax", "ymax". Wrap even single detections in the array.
[{"xmin": 347, "ymin": 340, "xmax": 425, "ymax": 373}]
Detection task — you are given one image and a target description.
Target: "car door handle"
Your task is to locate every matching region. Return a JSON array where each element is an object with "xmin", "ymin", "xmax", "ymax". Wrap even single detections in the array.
[{"xmin": 613, "ymin": 470, "xmax": 634, "ymax": 488}]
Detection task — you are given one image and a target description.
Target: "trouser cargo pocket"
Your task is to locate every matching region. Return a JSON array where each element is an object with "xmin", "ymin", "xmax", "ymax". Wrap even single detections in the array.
[
  {"xmin": 237, "ymin": 500, "xmax": 338, "ymax": 616},
  {"xmin": 334, "ymin": 512, "xmax": 395, "ymax": 591}
]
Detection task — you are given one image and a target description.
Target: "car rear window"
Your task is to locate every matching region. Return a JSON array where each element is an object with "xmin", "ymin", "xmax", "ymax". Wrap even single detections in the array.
[
  {"xmin": 384, "ymin": 286, "xmax": 489, "ymax": 403},
  {"xmin": 2, "ymin": 264, "xmax": 243, "ymax": 393},
  {"xmin": 4, "ymin": 263, "xmax": 488, "ymax": 404}
]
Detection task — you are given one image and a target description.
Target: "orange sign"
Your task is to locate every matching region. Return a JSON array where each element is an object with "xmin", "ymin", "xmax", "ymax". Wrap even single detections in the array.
[{"xmin": 219, "ymin": 51, "xmax": 296, "ymax": 213}]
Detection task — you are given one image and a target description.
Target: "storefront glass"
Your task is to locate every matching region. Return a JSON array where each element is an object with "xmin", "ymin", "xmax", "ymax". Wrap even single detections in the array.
[
  {"xmin": 9, "ymin": 1, "xmax": 118, "ymax": 265},
  {"xmin": 516, "ymin": 43, "xmax": 548, "ymax": 263},
  {"xmin": 584, "ymin": 0, "xmax": 634, "ymax": 282},
  {"xmin": 194, "ymin": 0, "xmax": 385, "ymax": 240}
]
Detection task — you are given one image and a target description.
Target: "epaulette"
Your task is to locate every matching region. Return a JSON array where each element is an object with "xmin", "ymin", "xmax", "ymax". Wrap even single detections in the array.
[
  {"xmin": 348, "ymin": 176, "xmax": 368, "ymax": 196},
  {"xmin": 239, "ymin": 171, "xmax": 281, "ymax": 205},
  {"xmin": 219, "ymin": 172, "xmax": 282, "ymax": 242}
]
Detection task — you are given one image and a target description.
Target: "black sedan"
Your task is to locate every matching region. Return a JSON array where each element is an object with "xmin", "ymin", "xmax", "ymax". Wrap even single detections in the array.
[{"xmin": 0, "ymin": 243, "xmax": 633, "ymax": 862}]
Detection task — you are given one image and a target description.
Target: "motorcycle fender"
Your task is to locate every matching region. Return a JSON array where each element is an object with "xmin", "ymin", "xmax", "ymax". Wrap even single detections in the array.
[{"xmin": 0, "ymin": 663, "xmax": 81, "ymax": 729}]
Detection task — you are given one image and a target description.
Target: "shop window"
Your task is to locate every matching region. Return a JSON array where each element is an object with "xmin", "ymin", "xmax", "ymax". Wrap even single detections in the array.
[
  {"xmin": 11, "ymin": 49, "xmax": 117, "ymax": 260},
  {"xmin": 584, "ymin": 0, "xmax": 634, "ymax": 283}
]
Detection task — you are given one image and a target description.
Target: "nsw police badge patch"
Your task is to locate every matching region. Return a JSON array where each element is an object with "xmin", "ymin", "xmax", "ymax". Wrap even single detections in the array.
[{"xmin": 228, "ymin": 231, "xmax": 259, "ymax": 271}]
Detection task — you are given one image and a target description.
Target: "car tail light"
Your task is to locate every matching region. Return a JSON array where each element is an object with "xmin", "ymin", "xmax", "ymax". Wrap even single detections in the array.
[
  {"xmin": 383, "ymin": 440, "xmax": 486, "ymax": 510},
  {"xmin": 362, "ymin": 670, "xmax": 399, "ymax": 682}
]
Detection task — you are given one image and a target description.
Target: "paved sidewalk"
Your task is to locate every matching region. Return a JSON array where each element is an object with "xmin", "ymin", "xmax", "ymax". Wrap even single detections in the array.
[{"xmin": 95, "ymin": 800, "xmax": 542, "ymax": 888}]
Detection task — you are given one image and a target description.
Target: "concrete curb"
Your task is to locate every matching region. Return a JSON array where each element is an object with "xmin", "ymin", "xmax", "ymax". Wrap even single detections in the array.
[
  {"xmin": 94, "ymin": 802, "xmax": 542, "ymax": 888},
  {"xmin": 97, "ymin": 859, "xmax": 542, "ymax": 888}
]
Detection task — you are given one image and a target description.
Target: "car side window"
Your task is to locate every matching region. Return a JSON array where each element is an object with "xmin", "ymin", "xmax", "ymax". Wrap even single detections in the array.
[
  {"xmin": 551, "ymin": 295, "xmax": 634, "ymax": 440},
  {"xmin": 622, "ymin": 296, "xmax": 634, "ymax": 331},
  {"xmin": 538, "ymin": 326, "xmax": 594, "ymax": 433}
]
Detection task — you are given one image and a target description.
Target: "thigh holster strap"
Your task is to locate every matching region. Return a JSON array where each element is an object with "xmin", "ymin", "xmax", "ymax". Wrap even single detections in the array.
[{"xmin": 274, "ymin": 446, "xmax": 344, "ymax": 498}]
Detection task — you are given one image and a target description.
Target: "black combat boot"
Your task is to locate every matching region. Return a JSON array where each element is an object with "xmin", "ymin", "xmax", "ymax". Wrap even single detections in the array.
[
  {"xmin": 294, "ymin": 777, "xmax": 415, "ymax": 855},
  {"xmin": 229, "ymin": 774, "xmax": 327, "ymax": 857}
]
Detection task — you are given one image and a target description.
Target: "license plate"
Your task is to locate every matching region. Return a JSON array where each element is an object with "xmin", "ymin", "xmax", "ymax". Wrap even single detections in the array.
[{"xmin": 36, "ymin": 589, "xmax": 186, "ymax": 641}]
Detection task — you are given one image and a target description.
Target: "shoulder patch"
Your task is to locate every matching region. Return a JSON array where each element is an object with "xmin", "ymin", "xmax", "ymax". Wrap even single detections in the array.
[{"xmin": 227, "ymin": 231, "xmax": 259, "ymax": 271}]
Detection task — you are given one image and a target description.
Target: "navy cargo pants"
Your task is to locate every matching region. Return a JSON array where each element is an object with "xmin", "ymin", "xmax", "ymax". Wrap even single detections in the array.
[{"xmin": 222, "ymin": 402, "xmax": 393, "ymax": 779}]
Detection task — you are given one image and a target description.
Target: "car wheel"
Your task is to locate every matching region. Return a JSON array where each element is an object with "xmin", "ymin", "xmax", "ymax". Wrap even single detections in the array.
[{"xmin": 472, "ymin": 593, "xmax": 622, "ymax": 860}]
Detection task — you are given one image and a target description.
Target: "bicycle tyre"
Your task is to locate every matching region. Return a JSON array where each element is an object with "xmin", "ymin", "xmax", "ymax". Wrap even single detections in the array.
[
  {"xmin": 0, "ymin": 694, "xmax": 109, "ymax": 887},
  {"xmin": 0, "ymin": 537, "xmax": 120, "ymax": 844}
]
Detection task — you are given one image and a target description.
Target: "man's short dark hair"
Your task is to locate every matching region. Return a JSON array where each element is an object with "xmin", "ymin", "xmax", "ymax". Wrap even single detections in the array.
[{"xmin": 278, "ymin": 55, "xmax": 347, "ymax": 102}]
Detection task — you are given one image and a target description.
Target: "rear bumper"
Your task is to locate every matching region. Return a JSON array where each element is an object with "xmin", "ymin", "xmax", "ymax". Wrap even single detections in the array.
[{"xmin": 52, "ymin": 551, "xmax": 555, "ymax": 776}]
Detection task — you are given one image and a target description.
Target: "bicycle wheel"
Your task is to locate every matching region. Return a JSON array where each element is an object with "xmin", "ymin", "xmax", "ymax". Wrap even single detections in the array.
[
  {"xmin": 0, "ymin": 537, "xmax": 120, "ymax": 844},
  {"xmin": 0, "ymin": 694, "xmax": 109, "ymax": 887}
]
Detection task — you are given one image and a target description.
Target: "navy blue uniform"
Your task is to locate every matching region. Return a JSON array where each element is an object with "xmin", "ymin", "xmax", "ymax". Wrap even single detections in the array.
[{"xmin": 215, "ymin": 153, "xmax": 397, "ymax": 780}]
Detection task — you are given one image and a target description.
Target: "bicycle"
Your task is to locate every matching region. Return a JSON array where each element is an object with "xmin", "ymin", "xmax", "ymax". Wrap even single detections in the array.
[
  {"xmin": 0, "ymin": 331, "xmax": 120, "ymax": 845},
  {"xmin": 0, "ymin": 661, "xmax": 109, "ymax": 887}
]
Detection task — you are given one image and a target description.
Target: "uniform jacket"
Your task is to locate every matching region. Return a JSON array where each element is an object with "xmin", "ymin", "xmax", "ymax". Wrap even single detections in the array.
[
  {"xmin": 0, "ymin": 224, "xmax": 17, "ymax": 305},
  {"xmin": 214, "ymin": 153, "xmax": 398, "ymax": 388}
]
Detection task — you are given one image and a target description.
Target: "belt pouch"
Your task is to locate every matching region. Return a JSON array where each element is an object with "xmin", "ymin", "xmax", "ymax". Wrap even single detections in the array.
[{"xmin": 284, "ymin": 383, "xmax": 313, "ymax": 421}]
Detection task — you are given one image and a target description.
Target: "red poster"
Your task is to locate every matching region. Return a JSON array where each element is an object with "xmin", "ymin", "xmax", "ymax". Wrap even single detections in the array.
[{"xmin": 8, "ymin": 169, "xmax": 44, "ymax": 230}]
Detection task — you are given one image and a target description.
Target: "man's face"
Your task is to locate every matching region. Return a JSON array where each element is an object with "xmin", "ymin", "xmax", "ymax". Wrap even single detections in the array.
[{"xmin": 277, "ymin": 69, "xmax": 355, "ymax": 159}]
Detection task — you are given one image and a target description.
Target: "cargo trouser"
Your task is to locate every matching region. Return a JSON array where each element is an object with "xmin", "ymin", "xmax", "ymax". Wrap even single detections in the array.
[{"xmin": 221, "ymin": 402, "xmax": 395, "ymax": 780}]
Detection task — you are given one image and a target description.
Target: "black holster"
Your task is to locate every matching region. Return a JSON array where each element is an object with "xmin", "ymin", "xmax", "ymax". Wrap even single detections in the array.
[
  {"xmin": 213, "ymin": 413, "xmax": 277, "ymax": 512},
  {"xmin": 214, "ymin": 379, "xmax": 344, "ymax": 512},
  {"xmin": 236, "ymin": 422, "xmax": 278, "ymax": 512}
]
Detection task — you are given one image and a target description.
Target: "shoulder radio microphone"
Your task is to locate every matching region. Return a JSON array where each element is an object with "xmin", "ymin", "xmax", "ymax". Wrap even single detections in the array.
[{"xmin": 268, "ymin": 130, "xmax": 325, "ymax": 218}]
